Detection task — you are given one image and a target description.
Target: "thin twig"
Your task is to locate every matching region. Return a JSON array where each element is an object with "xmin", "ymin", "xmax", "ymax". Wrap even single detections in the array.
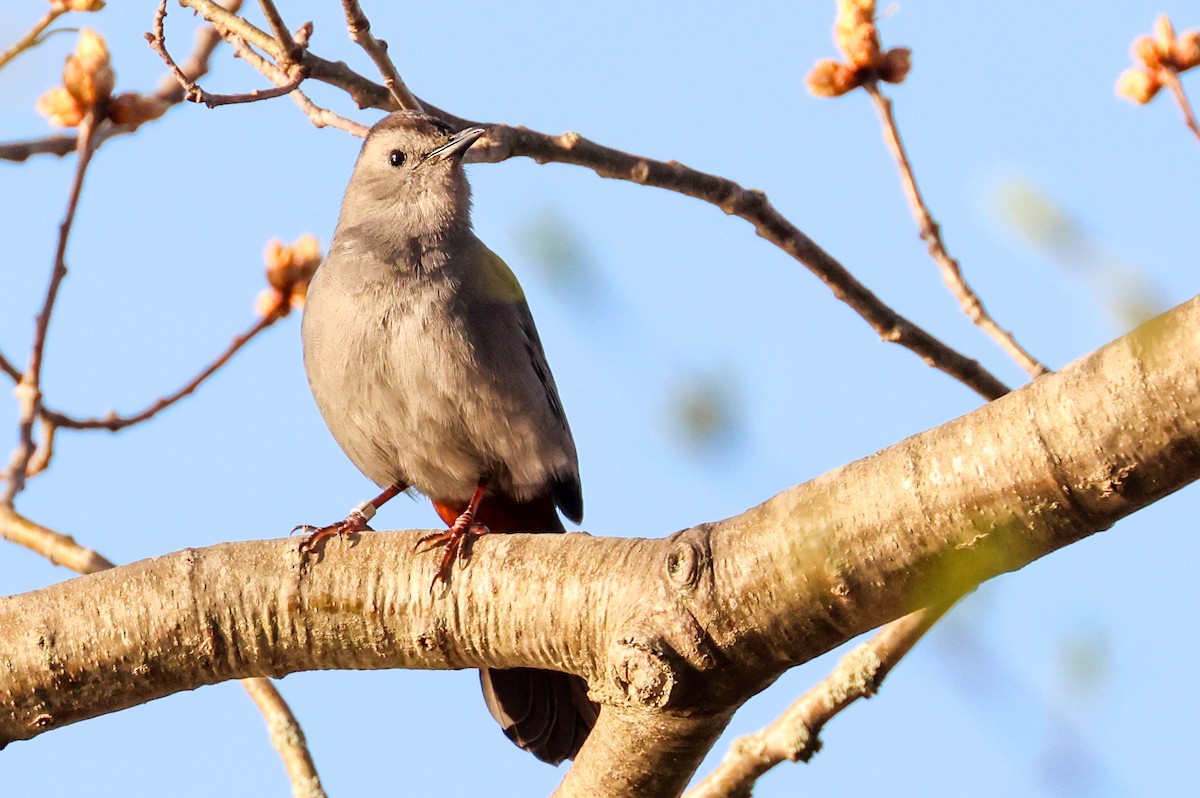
[
  {"xmin": 156, "ymin": 0, "xmax": 245, "ymax": 101},
  {"xmin": 231, "ymin": 39, "xmax": 369, "ymax": 136},
  {"xmin": 0, "ymin": 504, "xmax": 115, "ymax": 573},
  {"xmin": 684, "ymin": 602, "xmax": 956, "ymax": 798},
  {"xmin": 1159, "ymin": 68, "xmax": 1200, "ymax": 144},
  {"xmin": 182, "ymin": 0, "xmax": 278, "ymax": 56},
  {"xmin": 0, "ymin": 3, "xmax": 69, "ymax": 72},
  {"xmin": 340, "ymin": 0, "xmax": 422, "ymax": 111},
  {"xmin": 147, "ymin": 0, "xmax": 303, "ymax": 108},
  {"xmin": 3, "ymin": 116, "xmax": 99, "ymax": 505},
  {"xmin": 0, "ymin": 0, "xmax": 244, "ymax": 163},
  {"xmin": 241, "ymin": 678, "xmax": 329, "ymax": 798},
  {"xmin": 256, "ymin": 0, "xmax": 302, "ymax": 66},
  {"xmin": 26, "ymin": 417, "xmax": 57, "ymax": 479},
  {"xmin": 472, "ymin": 125, "xmax": 1012, "ymax": 400},
  {"xmin": 44, "ymin": 304, "xmax": 287, "ymax": 432},
  {"xmin": 284, "ymin": 87, "xmax": 370, "ymax": 136},
  {"xmin": 143, "ymin": 0, "xmax": 1016, "ymax": 400},
  {"xmin": 864, "ymin": 83, "xmax": 1049, "ymax": 379},
  {"xmin": 0, "ymin": 350, "xmax": 20, "ymax": 382}
]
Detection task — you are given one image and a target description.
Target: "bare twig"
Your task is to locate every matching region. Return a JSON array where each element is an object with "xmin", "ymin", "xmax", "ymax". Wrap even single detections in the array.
[
  {"xmin": 0, "ymin": 3, "xmax": 69, "ymax": 72},
  {"xmin": 181, "ymin": 0, "xmax": 278, "ymax": 56},
  {"xmin": 231, "ymin": 40, "xmax": 370, "ymax": 135},
  {"xmin": 26, "ymin": 417, "xmax": 57, "ymax": 479},
  {"xmin": 283, "ymin": 87, "xmax": 370, "ymax": 136},
  {"xmin": 864, "ymin": 83, "xmax": 1049, "ymax": 379},
  {"xmin": 1160, "ymin": 68, "xmax": 1200, "ymax": 144},
  {"xmin": 0, "ymin": 130, "xmax": 104, "ymax": 162},
  {"xmin": 340, "ymin": 0, "xmax": 422, "ymax": 111},
  {"xmin": 0, "ymin": 505, "xmax": 115, "ymax": 573},
  {"xmin": 256, "ymin": 0, "xmax": 302, "ymax": 66},
  {"xmin": 147, "ymin": 0, "xmax": 303, "ymax": 108},
  {"xmin": 0, "ymin": 0, "xmax": 244, "ymax": 163},
  {"xmin": 472, "ymin": 125, "xmax": 1012, "ymax": 400},
  {"xmin": 0, "ymin": 350, "xmax": 20, "ymax": 382},
  {"xmin": 143, "ymin": 0, "xmax": 1015, "ymax": 400},
  {"xmin": 3, "ymin": 116, "xmax": 99, "ymax": 505},
  {"xmin": 241, "ymin": 678, "xmax": 328, "ymax": 798},
  {"xmin": 685, "ymin": 602, "xmax": 955, "ymax": 798},
  {"xmin": 156, "ymin": 0, "xmax": 245, "ymax": 102},
  {"xmin": 43, "ymin": 304, "xmax": 287, "ymax": 432}
]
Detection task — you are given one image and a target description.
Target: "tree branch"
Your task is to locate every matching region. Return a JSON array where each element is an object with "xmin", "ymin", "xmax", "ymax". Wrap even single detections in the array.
[
  {"xmin": 0, "ymin": 2, "xmax": 70, "ymax": 73},
  {"xmin": 340, "ymin": 0, "xmax": 422, "ymax": 111},
  {"xmin": 255, "ymin": 0, "xmax": 302, "ymax": 66},
  {"xmin": 5, "ymin": 294, "xmax": 1199, "ymax": 796},
  {"xmin": 467, "ymin": 125, "xmax": 1013, "ymax": 401},
  {"xmin": 685, "ymin": 601, "xmax": 954, "ymax": 798},
  {"xmin": 1160, "ymin": 68, "xmax": 1200, "ymax": 145},
  {"xmin": 42, "ymin": 298, "xmax": 288, "ymax": 432},
  {"xmin": 0, "ymin": 0, "xmax": 242, "ymax": 163},
  {"xmin": 0, "ymin": 507, "xmax": 326, "ymax": 795},
  {"xmin": 146, "ymin": 0, "xmax": 303, "ymax": 108},
  {"xmin": 241, "ymin": 677, "xmax": 327, "ymax": 798},
  {"xmin": 0, "ymin": 505, "xmax": 114, "ymax": 574},
  {"xmin": 864, "ymin": 82, "xmax": 1049, "ymax": 379},
  {"xmin": 169, "ymin": 0, "xmax": 1011, "ymax": 400},
  {"xmin": 3, "ymin": 116, "xmax": 99, "ymax": 503}
]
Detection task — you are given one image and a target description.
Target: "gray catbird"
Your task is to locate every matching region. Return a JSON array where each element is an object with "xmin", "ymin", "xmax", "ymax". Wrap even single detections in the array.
[{"xmin": 299, "ymin": 111, "xmax": 597, "ymax": 764}]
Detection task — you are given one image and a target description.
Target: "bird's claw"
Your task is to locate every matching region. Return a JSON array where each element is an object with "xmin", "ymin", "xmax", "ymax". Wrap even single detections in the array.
[
  {"xmin": 415, "ymin": 520, "xmax": 489, "ymax": 593},
  {"xmin": 296, "ymin": 511, "xmax": 371, "ymax": 556}
]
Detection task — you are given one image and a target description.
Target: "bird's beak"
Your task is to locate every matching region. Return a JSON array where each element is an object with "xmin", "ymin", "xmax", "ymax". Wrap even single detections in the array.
[{"xmin": 422, "ymin": 127, "xmax": 486, "ymax": 164}]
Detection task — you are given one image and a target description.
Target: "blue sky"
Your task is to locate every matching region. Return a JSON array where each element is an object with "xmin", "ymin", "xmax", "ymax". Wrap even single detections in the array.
[{"xmin": 2, "ymin": 2, "xmax": 1199, "ymax": 796}]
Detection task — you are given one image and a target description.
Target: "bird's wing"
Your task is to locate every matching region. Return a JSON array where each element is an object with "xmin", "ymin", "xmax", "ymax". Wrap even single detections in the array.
[{"xmin": 473, "ymin": 240, "xmax": 583, "ymax": 523}]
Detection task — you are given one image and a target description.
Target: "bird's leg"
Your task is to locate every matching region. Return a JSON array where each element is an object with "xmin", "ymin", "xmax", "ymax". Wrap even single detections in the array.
[
  {"xmin": 296, "ymin": 482, "xmax": 404, "ymax": 555},
  {"xmin": 415, "ymin": 481, "xmax": 490, "ymax": 590}
]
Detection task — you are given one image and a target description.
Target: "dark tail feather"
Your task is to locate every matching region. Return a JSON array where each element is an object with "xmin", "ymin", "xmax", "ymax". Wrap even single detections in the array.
[
  {"xmin": 433, "ymin": 490, "xmax": 598, "ymax": 762},
  {"xmin": 480, "ymin": 668, "xmax": 598, "ymax": 765}
]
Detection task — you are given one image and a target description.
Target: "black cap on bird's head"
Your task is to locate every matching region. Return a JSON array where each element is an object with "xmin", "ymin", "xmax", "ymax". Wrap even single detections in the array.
[{"xmin": 342, "ymin": 111, "xmax": 487, "ymax": 238}]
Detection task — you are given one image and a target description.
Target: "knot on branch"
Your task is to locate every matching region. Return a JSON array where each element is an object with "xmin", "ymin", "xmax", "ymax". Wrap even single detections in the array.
[
  {"xmin": 664, "ymin": 532, "xmax": 711, "ymax": 591},
  {"xmin": 609, "ymin": 634, "xmax": 677, "ymax": 709},
  {"xmin": 607, "ymin": 528, "xmax": 721, "ymax": 710}
]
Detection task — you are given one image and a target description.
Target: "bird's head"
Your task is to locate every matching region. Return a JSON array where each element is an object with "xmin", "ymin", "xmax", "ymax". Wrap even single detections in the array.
[{"xmin": 342, "ymin": 111, "xmax": 485, "ymax": 240}]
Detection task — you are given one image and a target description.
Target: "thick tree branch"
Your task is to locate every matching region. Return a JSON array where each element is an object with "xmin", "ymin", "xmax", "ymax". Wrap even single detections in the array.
[
  {"xmin": 3, "ymin": 295, "xmax": 1199, "ymax": 795},
  {"xmin": 0, "ymin": 509, "xmax": 325, "ymax": 795}
]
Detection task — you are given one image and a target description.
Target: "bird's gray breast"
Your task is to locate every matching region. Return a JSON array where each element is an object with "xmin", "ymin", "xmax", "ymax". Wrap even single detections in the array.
[{"xmin": 301, "ymin": 235, "xmax": 578, "ymax": 504}]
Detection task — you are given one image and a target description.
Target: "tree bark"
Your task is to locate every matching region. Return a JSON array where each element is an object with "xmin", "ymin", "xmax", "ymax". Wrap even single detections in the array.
[{"xmin": 3, "ymin": 295, "xmax": 1199, "ymax": 797}]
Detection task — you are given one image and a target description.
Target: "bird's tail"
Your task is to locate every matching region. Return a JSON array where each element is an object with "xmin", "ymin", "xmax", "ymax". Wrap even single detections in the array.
[
  {"xmin": 480, "ymin": 667, "xmax": 598, "ymax": 765},
  {"xmin": 432, "ymin": 491, "xmax": 600, "ymax": 764}
]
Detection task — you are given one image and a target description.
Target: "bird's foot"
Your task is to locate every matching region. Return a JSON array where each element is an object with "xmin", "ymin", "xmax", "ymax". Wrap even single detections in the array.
[
  {"xmin": 294, "ymin": 504, "xmax": 375, "ymax": 557},
  {"xmin": 414, "ymin": 515, "xmax": 490, "ymax": 592}
]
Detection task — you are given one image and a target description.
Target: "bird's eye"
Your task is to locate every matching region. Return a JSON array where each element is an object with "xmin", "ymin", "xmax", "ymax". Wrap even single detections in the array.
[{"xmin": 388, "ymin": 149, "xmax": 407, "ymax": 167}]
